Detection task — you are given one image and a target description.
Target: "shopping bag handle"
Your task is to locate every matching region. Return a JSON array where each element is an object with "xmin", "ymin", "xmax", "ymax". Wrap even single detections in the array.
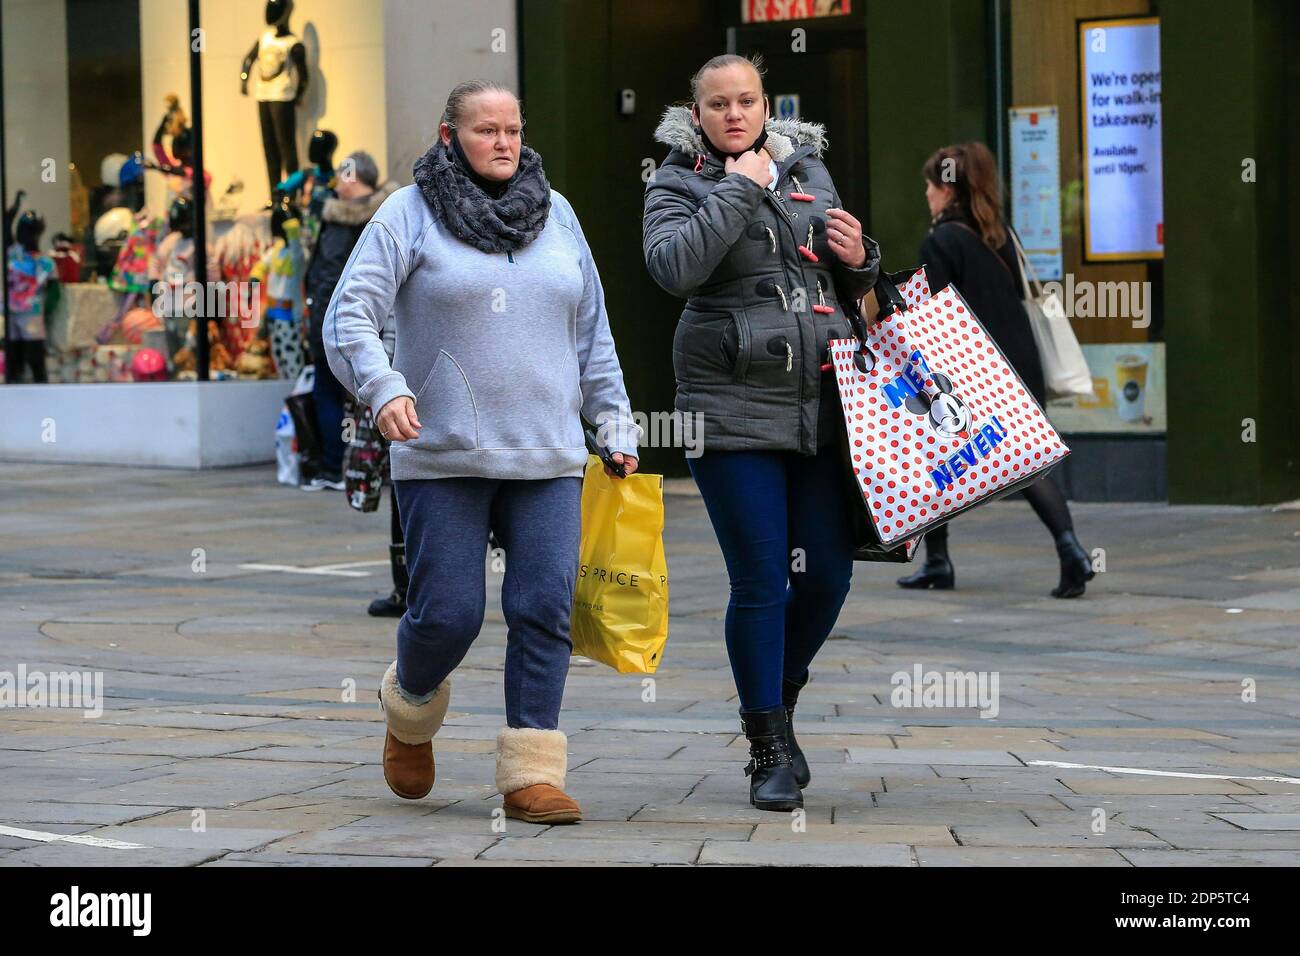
[
  {"xmin": 584, "ymin": 427, "xmax": 627, "ymax": 478},
  {"xmin": 833, "ymin": 296, "xmax": 876, "ymax": 375},
  {"xmin": 835, "ymin": 272, "xmax": 908, "ymax": 376},
  {"xmin": 871, "ymin": 272, "xmax": 910, "ymax": 319},
  {"xmin": 842, "ymin": 284, "xmax": 871, "ymax": 342}
]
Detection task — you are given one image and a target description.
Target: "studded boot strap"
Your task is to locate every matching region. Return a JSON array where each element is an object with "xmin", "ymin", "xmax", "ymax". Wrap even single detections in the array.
[{"xmin": 744, "ymin": 734, "xmax": 793, "ymax": 776}]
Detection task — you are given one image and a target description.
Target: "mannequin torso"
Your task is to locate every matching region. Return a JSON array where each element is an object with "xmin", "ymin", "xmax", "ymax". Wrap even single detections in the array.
[{"xmin": 256, "ymin": 27, "xmax": 301, "ymax": 102}]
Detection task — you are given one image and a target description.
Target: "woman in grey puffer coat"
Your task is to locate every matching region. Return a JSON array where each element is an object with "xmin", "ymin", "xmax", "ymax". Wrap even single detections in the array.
[{"xmin": 643, "ymin": 54, "xmax": 880, "ymax": 812}]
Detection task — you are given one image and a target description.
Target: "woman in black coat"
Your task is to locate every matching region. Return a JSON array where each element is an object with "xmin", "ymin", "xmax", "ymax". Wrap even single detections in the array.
[{"xmin": 897, "ymin": 141, "xmax": 1095, "ymax": 598}]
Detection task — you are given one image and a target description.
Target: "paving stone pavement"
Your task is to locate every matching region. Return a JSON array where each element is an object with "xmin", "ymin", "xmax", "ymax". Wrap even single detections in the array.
[{"xmin": 1, "ymin": 461, "xmax": 1298, "ymax": 867}]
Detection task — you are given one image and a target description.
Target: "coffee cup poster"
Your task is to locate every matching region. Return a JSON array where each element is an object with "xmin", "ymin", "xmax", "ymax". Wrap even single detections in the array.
[{"xmin": 1048, "ymin": 343, "xmax": 1166, "ymax": 433}]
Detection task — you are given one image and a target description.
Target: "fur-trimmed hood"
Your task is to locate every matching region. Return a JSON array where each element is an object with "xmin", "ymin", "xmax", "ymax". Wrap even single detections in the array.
[
  {"xmin": 653, "ymin": 104, "xmax": 827, "ymax": 163},
  {"xmin": 321, "ymin": 179, "xmax": 398, "ymax": 226}
]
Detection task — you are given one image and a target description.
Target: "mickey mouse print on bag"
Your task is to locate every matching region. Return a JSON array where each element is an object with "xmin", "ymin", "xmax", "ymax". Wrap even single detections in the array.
[{"xmin": 831, "ymin": 279, "xmax": 1070, "ymax": 546}]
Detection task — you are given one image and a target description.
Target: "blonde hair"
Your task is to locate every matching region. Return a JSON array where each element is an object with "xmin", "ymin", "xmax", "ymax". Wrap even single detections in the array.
[
  {"xmin": 689, "ymin": 53, "xmax": 766, "ymax": 107},
  {"xmin": 440, "ymin": 79, "xmax": 521, "ymax": 128}
]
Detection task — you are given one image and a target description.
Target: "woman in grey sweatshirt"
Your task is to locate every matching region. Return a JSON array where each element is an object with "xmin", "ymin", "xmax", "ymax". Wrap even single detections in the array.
[{"xmin": 323, "ymin": 80, "xmax": 641, "ymax": 826}]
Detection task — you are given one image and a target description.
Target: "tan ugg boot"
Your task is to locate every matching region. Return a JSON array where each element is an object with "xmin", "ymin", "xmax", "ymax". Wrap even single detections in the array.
[
  {"xmin": 496, "ymin": 727, "xmax": 581, "ymax": 825},
  {"xmin": 377, "ymin": 661, "xmax": 450, "ymax": 800}
]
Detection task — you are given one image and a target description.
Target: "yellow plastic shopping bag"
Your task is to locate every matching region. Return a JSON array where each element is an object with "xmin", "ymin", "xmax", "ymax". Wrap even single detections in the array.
[{"xmin": 571, "ymin": 455, "xmax": 669, "ymax": 673}]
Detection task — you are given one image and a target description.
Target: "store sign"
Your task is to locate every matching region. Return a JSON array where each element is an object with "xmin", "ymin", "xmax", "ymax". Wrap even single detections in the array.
[
  {"xmin": 774, "ymin": 94, "xmax": 800, "ymax": 119},
  {"xmin": 743, "ymin": 0, "xmax": 852, "ymax": 23},
  {"xmin": 1008, "ymin": 106, "xmax": 1063, "ymax": 281},
  {"xmin": 1079, "ymin": 16, "xmax": 1164, "ymax": 260}
]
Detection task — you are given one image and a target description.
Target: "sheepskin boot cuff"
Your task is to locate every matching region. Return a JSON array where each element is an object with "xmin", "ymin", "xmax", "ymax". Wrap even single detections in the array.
[
  {"xmin": 378, "ymin": 661, "xmax": 450, "ymax": 745},
  {"xmin": 495, "ymin": 727, "xmax": 568, "ymax": 794}
]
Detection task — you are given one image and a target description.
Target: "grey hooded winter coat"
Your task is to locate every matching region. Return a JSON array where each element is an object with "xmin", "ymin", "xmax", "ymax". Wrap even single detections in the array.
[{"xmin": 643, "ymin": 106, "xmax": 881, "ymax": 455}]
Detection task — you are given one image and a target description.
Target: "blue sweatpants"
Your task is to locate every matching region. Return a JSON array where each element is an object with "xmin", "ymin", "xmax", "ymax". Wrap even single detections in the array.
[
  {"xmin": 687, "ymin": 444, "xmax": 857, "ymax": 712},
  {"xmin": 393, "ymin": 475, "xmax": 582, "ymax": 729}
]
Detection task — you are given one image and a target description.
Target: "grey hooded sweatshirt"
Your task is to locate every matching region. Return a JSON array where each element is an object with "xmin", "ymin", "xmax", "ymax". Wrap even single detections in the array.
[{"xmin": 322, "ymin": 185, "xmax": 641, "ymax": 481}]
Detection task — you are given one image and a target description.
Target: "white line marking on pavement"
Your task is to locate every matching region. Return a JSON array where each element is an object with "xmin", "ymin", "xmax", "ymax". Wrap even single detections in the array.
[
  {"xmin": 1026, "ymin": 760, "xmax": 1300, "ymax": 785},
  {"xmin": 0, "ymin": 824, "xmax": 147, "ymax": 849},
  {"xmin": 238, "ymin": 560, "xmax": 387, "ymax": 577},
  {"xmin": 313, "ymin": 560, "xmax": 391, "ymax": 571}
]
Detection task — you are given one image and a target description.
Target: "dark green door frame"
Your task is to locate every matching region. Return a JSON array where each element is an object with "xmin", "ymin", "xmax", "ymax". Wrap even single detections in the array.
[{"xmin": 1162, "ymin": 0, "xmax": 1299, "ymax": 504}]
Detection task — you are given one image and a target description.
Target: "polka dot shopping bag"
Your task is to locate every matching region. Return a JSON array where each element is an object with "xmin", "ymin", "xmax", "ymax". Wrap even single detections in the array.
[
  {"xmin": 860, "ymin": 266, "xmax": 932, "ymax": 326},
  {"xmin": 832, "ymin": 275, "xmax": 1070, "ymax": 546}
]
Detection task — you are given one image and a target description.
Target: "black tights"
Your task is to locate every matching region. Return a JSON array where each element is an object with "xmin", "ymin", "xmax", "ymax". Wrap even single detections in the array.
[
  {"xmin": 258, "ymin": 99, "xmax": 299, "ymax": 194},
  {"xmin": 925, "ymin": 478, "xmax": 1073, "ymax": 557},
  {"xmin": 390, "ymin": 488, "xmax": 403, "ymax": 547},
  {"xmin": 388, "ymin": 486, "xmax": 408, "ymax": 595},
  {"xmin": 5, "ymin": 339, "xmax": 47, "ymax": 383}
]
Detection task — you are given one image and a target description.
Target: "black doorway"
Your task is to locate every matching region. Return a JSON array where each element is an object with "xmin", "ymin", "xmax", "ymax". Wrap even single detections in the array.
[{"xmin": 727, "ymin": 15, "xmax": 869, "ymax": 228}]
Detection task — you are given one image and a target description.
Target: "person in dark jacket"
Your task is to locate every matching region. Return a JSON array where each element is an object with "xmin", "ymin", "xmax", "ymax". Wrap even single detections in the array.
[
  {"xmin": 304, "ymin": 151, "xmax": 401, "ymax": 613},
  {"xmin": 643, "ymin": 54, "xmax": 880, "ymax": 812},
  {"xmin": 304, "ymin": 150, "xmax": 397, "ymax": 489},
  {"xmin": 897, "ymin": 141, "xmax": 1095, "ymax": 599}
]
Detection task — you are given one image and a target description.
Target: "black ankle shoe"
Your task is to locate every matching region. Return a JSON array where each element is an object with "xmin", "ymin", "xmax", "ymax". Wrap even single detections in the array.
[
  {"xmin": 782, "ymin": 677, "xmax": 811, "ymax": 790},
  {"xmin": 896, "ymin": 553, "xmax": 955, "ymax": 590},
  {"xmin": 1051, "ymin": 530, "xmax": 1095, "ymax": 599},
  {"xmin": 367, "ymin": 589, "xmax": 407, "ymax": 617},
  {"xmin": 740, "ymin": 706, "xmax": 803, "ymax": 811}
]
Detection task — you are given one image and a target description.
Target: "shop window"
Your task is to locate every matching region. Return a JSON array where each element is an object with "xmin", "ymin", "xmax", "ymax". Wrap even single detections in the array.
[{"xmin": 1008, "ymin": 0, "xmax": 1165, "ymax": 436}]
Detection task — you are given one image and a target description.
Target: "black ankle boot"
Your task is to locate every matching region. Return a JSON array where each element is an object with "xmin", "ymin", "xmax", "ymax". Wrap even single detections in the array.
[
  {"xmin": 740, "ymin": 707, "xmax": 803, "ymax": 811},
  {"xmin": 782, "ymin": 677, "xmax": 811, "ymax": 790},
  {"xmin": 1051, "ymin": 530, "xmax": 1095, "ymax": 599},
  {"xmin": 896, "ymin": 552, "xmax": 955, "ymax": 590},
  {"xmin": 391, "ymin": 543, "xmax": 409, "ymax": 593},
  {"xmin": 367, "ymin": 589, "xmax": 407, "ymax": 617},
  {"xmin": 368, "ymin": 545, "xmax": 409, "ymax": 617}
]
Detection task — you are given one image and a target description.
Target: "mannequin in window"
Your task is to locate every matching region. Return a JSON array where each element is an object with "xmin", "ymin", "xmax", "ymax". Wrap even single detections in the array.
[
  {"xmin": 241, "ymin": 0, "xmax": 309, "ymax": 198},
  {"xmin": 277, "ymin": 128, "xmax": 337, "ymax": 255},
  {"xmin": 150, "ymin": 194, "xmax": 217, "ymax": 372},
  {"xmin": 252, "ymin": 193, "xmax": 306, "ymax": 380},
  {"xmin": 5, "ymin": 208, "xmax": 57, "ymax": 384},
  {"xmin": 150, "ymin": 94, "xmax": 212, "ymax": 206}
]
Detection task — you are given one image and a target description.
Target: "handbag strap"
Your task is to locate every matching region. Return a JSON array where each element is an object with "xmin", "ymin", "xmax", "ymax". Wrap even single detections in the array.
[
  {"xmin": 1008, "ymin": 227, "xmax": 1045, "ymax": 300},
  {"xmin": 946, "ymin": 218, "xmax": 1025, "ymax": 292}
]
